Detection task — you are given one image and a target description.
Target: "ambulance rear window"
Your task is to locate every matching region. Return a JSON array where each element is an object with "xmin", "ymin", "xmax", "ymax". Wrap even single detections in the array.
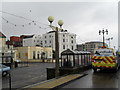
[{"xmin": 94, "ymin": 49, "xmax": 113, "ymax": 56}]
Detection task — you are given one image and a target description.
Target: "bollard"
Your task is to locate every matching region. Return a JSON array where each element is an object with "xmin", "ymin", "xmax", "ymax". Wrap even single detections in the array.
[{"xmin": 8, "ymin": 71, "xmax": 11, "ymax": 90}]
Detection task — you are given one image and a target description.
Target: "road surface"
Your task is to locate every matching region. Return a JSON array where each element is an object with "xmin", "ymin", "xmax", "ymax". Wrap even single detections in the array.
[{"xmin": 61, "ymin": 69, "xmax": 120, "ymax": 89}]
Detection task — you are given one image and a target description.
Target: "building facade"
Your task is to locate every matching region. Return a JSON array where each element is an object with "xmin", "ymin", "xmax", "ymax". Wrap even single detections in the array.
[
  {"xmin": 15, "ymin": 47, "xmax": 52, "ymax": 61},
  {"xmin": 0, "ymin": 32, "xmax": 6, "ymax": 53},
  {"xmin": 77, "ymin": 41, "xmax": 108, "ymax": 54},
  {"xmin": 23, "ymin": 30, "xmax": 76, "ymax": 57},
  {"xmin": 42, "ymin": 30, "xmax": 76, "ymax": 56},
  {"xmin": 0, "ymin": 32, "xmax": 6, "ymax": 62},
  {"xmin": 23, "ymin": 34, "xmax": 42, "ymax": 47},
  {"xmin": 0, "ymin": 32, "xmax": 16, "ymax": 63},
  {"xmin": 6, "ymin": 36, "xmax": 22, "ymax": 47}
]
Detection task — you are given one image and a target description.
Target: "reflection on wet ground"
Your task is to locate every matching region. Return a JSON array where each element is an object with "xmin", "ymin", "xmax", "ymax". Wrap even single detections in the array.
[{"xmin": 62, "ymin": 69, "xmax": 120, "ymax": 88}]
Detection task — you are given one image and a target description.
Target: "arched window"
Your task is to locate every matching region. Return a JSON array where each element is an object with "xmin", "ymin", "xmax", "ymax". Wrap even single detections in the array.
[
  {"xmin": 33, "ymin": 51, "xmax": 36, "ymax": 59},
  {"xmin": 37, "ymin": 51, "xmax": 40, "ymax": 59}
]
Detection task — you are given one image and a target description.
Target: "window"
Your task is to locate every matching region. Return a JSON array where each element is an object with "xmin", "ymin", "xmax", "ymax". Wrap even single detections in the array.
[
  {"xmin": 34, "ymin": 40, "xmax": 36, "ymax": 42},
  {"xmin": 49, "ymin": 35, "xmax": 51, "ymax": 38},
  {"xmin": 33, "ymin": 51, "xmax": 36, "ymax": 59},
  {"xmin": 37, "ymin": 51, "xmax": 40, "ymax": 59},
  {"xmin": 50, "ymin": 41, "xmax": 51, "ymax": 43},
  {"xmin": 63, "ymin": 39, "xmax": 65, "ymax": 42},
  {"xmin": 71, "ymin": 36, "xmax": 73, "ymax": 38},
  {"xmin": 40, "ymin": 43, "xmax": 43, "ymax": 45},
  {"xmin": 63, "ymin": 34, "xmax": 65, "ymax": 37},
  {"xmin": 50, "ymin": 51, "xmax": 52, "ymax": 56},
  {"xmin": 45, "ymin": 36, "xmax": 47, "ymax": 38},
  {"xmin": 37, "ymin": 40, "xmax": 39, "ymax": 42},
  {"xmin": 63, "ymin": 45, "xmax": 65, "ymax": 49},
  {"xmin": 72, "ymin": 46, "xmax": 74, "ymax": 50},
  {"xmin": 71, "ymin": 40, "xmax": 73, "ymax": 43},
  {"xmin": 94, "ymin": 44, "xmax": 96, "ymax": 48},
  {"xmin": 45, "ymin": 40, "xmax": 47, "ymax": 44},
  {"xmin": 19, "ymin": 53, "xmax": 20, "ymax": 58}
]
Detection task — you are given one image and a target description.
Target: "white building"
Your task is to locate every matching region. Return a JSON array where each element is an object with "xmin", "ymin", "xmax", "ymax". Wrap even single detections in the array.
[
  {"xmin": 23, "ymin": 30, "xmax": 77, "ymax": 57},
  {"xmin": 23, "ymin": 34, "xmax": 42, "ymax": 47}
]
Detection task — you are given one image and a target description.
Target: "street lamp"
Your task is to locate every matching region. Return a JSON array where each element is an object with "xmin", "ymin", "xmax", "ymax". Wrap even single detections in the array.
[
  {"xmin": 58, "ymin": 20, "xmax": 64, "ymax": 29},
  {"xmin": 48, "ymin": 16, "xmax": 64, "ymax": 78},
  {"xmin": 99, "ymin": 28, "xmax": 108, "ymax": 47},
  {"xmin": 48, "ymin": 16, "xmax": 54, "ymax": 26},
  {"xmin": 106, "ymin": 37, "xmax": 113, "ymax": 48}
]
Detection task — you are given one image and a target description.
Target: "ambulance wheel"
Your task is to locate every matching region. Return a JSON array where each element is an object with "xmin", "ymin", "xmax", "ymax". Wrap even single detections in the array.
[
  {"xmin": 113, "ymin": 65, "xmax": 118, "ymax": 72},
  {"xmin": 93, "ymin": 68, "xmax": 97, "ymax": 72}
]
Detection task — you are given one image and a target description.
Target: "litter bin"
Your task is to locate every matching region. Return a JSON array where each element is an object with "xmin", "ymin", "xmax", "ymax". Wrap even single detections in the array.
[{"xmin": 14, "ymin": 61, "xmax": 18, "ymax": 68}]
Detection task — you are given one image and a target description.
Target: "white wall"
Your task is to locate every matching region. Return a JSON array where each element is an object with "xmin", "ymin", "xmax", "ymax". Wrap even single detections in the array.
[
  {"xmin": 0, "ymin": 38, "xmax": 6, "ymax": 52},
  {"xmin": 23, "ymin": 38, "xmax": 33, "ymax": 46},
  {"xmin": 23, "ymin": 35, "xmax": 42, "ymax": 46},
  {"xmin": 0, "ymin": 38, "xmax": 6, "ymax": 63}
]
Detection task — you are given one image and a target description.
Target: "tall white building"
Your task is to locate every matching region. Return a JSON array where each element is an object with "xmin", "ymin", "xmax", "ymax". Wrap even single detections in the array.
[{"xmin": 23, "ymin": 30, "xmax": 76, "ymax": 57}]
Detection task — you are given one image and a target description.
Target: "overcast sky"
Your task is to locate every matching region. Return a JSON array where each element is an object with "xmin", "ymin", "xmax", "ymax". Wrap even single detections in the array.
[{"xmin": 0, "ymin": 1, "xmax": 118, "ymax": 49}]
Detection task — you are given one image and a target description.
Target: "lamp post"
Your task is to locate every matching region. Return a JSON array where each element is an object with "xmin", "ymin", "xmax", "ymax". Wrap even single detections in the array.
[
  {"xmin": 106, "ymin": 37, "xmax": 113, "ymax": 48},
  {"xmin": 48, "ymin": 16, "xmax": 63, "ymax": 78},
  {"xmin": 8, "ymin": 71, "xmax": 11, "ymax": 90},
  {"xmin": 99, "ymin": 28, "xmax": 108, "ymax": 47}
]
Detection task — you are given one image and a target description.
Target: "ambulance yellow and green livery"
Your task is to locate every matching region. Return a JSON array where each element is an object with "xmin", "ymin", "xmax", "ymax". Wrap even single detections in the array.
[{"xmin": 91, "ymin": 47, "xmax": 119, "ymax": 72}]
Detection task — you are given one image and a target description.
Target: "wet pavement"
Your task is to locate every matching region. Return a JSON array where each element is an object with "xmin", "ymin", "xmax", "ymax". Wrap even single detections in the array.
[
  {"xmin": 2, "ymin": 63, "xmax": 55, "ymax": 89},
  {"xmin": 61, "ymin": 69, "xmax": 120, "ymax": 89}
]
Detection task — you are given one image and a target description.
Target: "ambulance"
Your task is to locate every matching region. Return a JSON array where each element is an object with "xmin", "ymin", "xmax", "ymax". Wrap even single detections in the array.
[{"xmin": 91, "ymin": 46, "xmax": 120, "ymax": 72}]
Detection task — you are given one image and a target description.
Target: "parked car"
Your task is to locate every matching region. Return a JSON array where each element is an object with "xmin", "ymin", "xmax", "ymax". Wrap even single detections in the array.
[{"xmin": 0, "ymin": 64, "xmax": 10, "ymax": 77}]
